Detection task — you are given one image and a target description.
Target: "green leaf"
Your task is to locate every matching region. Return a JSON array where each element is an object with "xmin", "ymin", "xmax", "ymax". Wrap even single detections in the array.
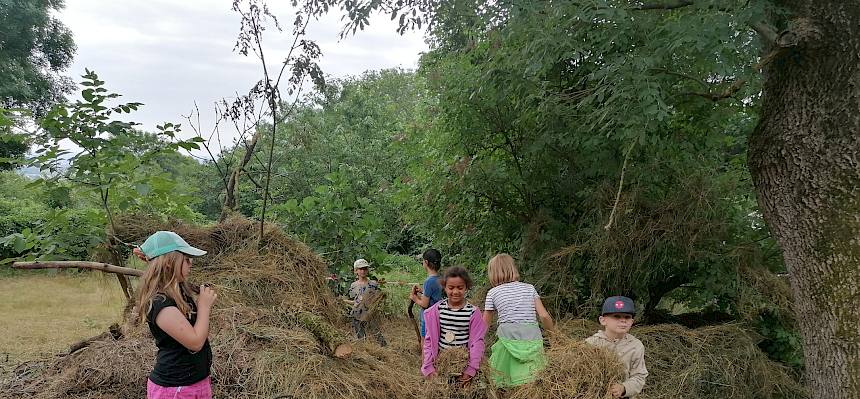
[
  {"xmin": 135, "ymin": 183, "xmax": 151, "ymax": 196},
  {"xmin": 82, "ymin": 89, "xmax": 95, "ymax": 102},
  {"xmin": 13, "ymin": 236, "xmax": 27, "ymax": 254},
  {"xmin": 301, "ymin": 196, "xmax": 317, "ymax": 209},
  {"xmin": 285, "ymin": 198, "xmax": 299, "ymax": 212}
]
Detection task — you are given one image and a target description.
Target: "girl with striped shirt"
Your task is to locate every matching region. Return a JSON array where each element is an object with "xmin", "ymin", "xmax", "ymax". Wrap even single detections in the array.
[
  {"xmin": 483, "ymin": 253, "xmax": 554, "ymax": 387},
  {"xmin": 421, "ymin": 266, "xmax": 488, "ymax": 384}
]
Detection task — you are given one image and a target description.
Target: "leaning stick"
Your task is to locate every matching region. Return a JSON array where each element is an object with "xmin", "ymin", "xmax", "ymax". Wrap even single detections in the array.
[
  {"xmin": 604, "ymin": 141, "xmax": 636, "ymax": 231},
  {"xmin": 11, "ymin": 261, "xmax": 144, "ymax": 277},
  {"xmin": 407, "ymin": 300, "xmax": 422, "ymax": 352}
]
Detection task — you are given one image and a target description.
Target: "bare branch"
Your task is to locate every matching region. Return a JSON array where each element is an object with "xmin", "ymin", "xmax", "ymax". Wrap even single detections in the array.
[
  {"xmin": 680, "ymin": 46, "xmax": 782, "ymax": 101},
  {"xmin": 13, "ymin": 261, "xmax": 144, "ymax": 277},
  {"xmin": 184, "ymin": 102, "xmax": 230, "ymax": 190},
  {"xmin": 274, "ymin": 16, "xmax": 312, "ymax": 89},
  {"xmin": 687, "ymin": 78, "xmax": 748, "ymax": 101},
  {"xmin": 605, "ymin": 141, "xmax": 636, "ymax": 231},
  {"xmin": 634, "ymin": 0, "xmax": 693, "ymax": 10},
  {"xmin": 650, "ymin": 68, "xmax": 709, "ymax": 88}
]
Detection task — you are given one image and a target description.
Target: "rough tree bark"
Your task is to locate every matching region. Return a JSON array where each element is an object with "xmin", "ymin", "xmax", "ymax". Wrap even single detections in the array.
[{"xmin": 749, "ymin": 2, "xmax": 860, "ymax": 398}]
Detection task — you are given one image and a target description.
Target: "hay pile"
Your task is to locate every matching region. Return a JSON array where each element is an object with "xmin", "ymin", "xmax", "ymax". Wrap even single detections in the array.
[
  {"xmin": 509, "ymin": 340, "xmax": 624, "ymax": 399},
  {"xmin": 634, "ymin": 324, "xmax": 806, "ymax": 399},
  {"xmin": 1, "ymin": 216, "xmax": 807, "ymax": 399},
  {"xmin": 556, "ymin": 319, "xmax": 806, "ymax": 399},
  {"xmin": 421, "ymin": 348, "xmax": 499, "ymax": 399},
  {"xmin": 2, "ymin": 216, "xmax": 423, "ymax": 399}
]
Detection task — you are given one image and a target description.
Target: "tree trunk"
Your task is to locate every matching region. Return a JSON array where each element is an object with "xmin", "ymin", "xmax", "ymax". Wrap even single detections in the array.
[
  {"xmin": 221, "ymin": 130, "xmax": 262, "ymax": 221},
  {"xmin": 749, "ymin": 2, "xmax": 860, "ymax": 397}
]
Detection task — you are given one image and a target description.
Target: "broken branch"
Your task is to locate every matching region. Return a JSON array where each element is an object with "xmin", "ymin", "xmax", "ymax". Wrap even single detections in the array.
[{"xmin": 12, "ymin": 261, "xmax": 144, "ymax": 277}]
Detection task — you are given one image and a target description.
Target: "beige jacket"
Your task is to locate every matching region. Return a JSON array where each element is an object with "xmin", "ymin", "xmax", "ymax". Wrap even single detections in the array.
[{"xmin": 586, "ymin": 331, "xmax": 648, "ymax": 398}]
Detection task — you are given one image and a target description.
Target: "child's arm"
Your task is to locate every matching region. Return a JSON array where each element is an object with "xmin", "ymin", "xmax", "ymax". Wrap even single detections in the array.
[
  {"xmin": 409, "ymin": 285, "xmax": 430, "ymax": 308},
  {"xmin": 621, "ymin": 344, "xmax": 648, "ymax": 397},
  {"xmin": 464, "ymin": 310, "xmax": 488, "ymax": 377},
  {"xmin": 155, "ymin": 285, "xmax": 217, "ymax": 352},
  {"xmin": 482, "ymin": 309, "xmax": 495, "ymax": 326},
  {"xmin": 535, "ymin": 297, "xmax": 555, "ymax": 331}
]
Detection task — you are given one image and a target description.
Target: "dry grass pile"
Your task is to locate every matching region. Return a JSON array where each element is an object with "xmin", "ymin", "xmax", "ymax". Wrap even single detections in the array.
[
  {"xmin": 108, "ymin": 214, "xmax": 341, "ymax": 319},
  {"xmin": 516, "ymin": 320, "xmax": 805, "ymax": 399},
  {"xmin": 1, "ymin": 215, "xmax": 806, "ymax": 399},
  {"xmin": 634, "ymin": 324, "xmax": 806, "ymax": 399},
  {"xmin": 556, "ymin": 318, "xmax": 601, "ymax": 340},
  {"xmin": 737, "ymin": 264, "xmax": 795, "ymax": 323},
  {"xmin": 422, "ymin": 347, "xmax": 498, "ymax": 399},
  {"xmin": 2, "ymin": 216, "xmax": 424, "ymax": 399},
  {"xmin": 509, "ymin": 340, "xmax": 624, "ymax": 399}
]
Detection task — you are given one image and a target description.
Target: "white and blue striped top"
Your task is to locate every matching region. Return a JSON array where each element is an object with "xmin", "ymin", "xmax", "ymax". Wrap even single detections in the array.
[
  {"xmin": 438, "ymin": 300, "xmax": 475, "ymax": 349},
  {"xmin": 484, "ymin": 281, "xmax": 539, "ymax": 324}
]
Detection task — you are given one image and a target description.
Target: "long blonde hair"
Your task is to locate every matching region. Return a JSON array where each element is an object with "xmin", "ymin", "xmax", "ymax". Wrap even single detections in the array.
[
  {"xmin": 488, "ymin": 253, "xmax": 520, "ymax": 287},
  {"xmin": 136, "ymin": 251, "xmax": 194, "ymax": 324}
]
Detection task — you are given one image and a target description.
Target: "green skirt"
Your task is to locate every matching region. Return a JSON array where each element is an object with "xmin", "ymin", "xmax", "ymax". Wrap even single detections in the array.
[{"xmin": 489, "ymin": 323, "xmax": 546, "ymax": 387}]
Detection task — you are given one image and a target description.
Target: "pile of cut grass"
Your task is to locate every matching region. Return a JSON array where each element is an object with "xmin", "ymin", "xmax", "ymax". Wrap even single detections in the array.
[{"xmin": 1, "ymin": 216, "xmax": 806, "ymax": 399}]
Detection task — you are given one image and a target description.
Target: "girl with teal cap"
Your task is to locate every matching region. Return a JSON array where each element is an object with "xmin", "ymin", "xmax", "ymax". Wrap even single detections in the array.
[{"xmin": 133, "ymin": 231, "xmax": 216, "ymax": 399}]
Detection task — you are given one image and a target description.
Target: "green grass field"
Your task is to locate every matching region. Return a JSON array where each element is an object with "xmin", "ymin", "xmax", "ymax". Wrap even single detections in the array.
[
  {"xmin": 0, "ymin": 272, "xmax": 125, "ymax": 370},
  {"xmin": 0, "ymin": 260, "xmax": 426, "ymax": 382}
]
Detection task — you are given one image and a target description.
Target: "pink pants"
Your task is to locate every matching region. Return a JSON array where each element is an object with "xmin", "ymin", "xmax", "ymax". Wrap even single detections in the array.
[{"xmin": 147, "ymin": 376, "xmax": 212, "ymax": 399}]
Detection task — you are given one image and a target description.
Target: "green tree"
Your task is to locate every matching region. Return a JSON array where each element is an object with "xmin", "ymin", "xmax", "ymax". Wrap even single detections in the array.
[
  {"xmin": 222, "ymin": 69, "xmax": 425, "ymax": 274},
  {"xmin": 312, "ymin": 0, "xmax": 859, "ymax": 395},
  {"xmin": 31, "ymin": 71, "xmax": 200, "ymax": 233},
  {"xmin": 20, "ymin": 70, "xmax": 203, "ymax": 297},
  {"xmin": 0, "ymin": 0, "xmax": 76, "ymax": 115},
  {"xmin": 0, "ymin": 108, "xmax": 30, "ymax": 170}
]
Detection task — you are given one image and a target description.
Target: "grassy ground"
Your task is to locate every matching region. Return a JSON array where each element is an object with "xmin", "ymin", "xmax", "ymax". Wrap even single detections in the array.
[
  {"xmin": 0, "ymin": 272, "xmax": 125, "ymax": 371},
  {"xmin": 0, "ymin": 258, "xmax": 420, "ymax": 376},
  {"xmin": 377, "ymin": 256, "xmax": 425, "ymax": 318}
]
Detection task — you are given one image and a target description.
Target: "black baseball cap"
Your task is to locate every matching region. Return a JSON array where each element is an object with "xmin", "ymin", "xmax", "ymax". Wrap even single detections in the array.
[{"xmin": 601, "ymin": 296, "xmax": 636, "ymax": 315}]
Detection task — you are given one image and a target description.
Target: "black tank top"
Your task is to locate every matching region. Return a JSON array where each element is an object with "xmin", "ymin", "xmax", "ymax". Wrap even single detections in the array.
[{"xmin": 146, "ymin": 293, "xmax": 212, "ymax": 387}]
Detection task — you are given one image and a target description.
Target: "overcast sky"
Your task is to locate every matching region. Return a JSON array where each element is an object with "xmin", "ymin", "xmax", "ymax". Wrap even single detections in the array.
[{"xmin": 59, "ymin": 0, "xmax": 427, "ymax": 155}]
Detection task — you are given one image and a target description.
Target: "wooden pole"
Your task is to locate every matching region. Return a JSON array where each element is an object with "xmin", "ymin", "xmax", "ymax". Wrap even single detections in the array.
[
  {"xmin": 407, "ymin": 300, "xmax": 422, "ymax": 352},
  {"xmin": 11, "ymin": 261, "xmax": 144, "ymax": 277}
]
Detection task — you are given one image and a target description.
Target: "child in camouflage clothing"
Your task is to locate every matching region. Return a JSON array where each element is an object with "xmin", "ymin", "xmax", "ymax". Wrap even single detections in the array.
[{"xmin": 348, "ymin": 258, "xmax": 387, "ymax": 346}]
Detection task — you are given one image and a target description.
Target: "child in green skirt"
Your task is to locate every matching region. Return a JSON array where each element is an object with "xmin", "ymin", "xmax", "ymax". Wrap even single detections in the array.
[{"xmin": 482, "ymin": 254, "xmax": 554, "ymax": 387}]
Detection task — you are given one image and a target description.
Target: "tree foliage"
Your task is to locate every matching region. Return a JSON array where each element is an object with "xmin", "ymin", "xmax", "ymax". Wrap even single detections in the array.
[
  {"xmin": 0, "ymin": 0, "xmax": 816, "ymax": 372},
  {"xmin": 298, "ymin": 0, "xmax": 803, "ymax": 366},
  {"xmin": 215, "ymin": 69, "xmax": 423, "ymax": 276},
  {"xmin": 0, "ymin": 0, "xmax": 76, "ymax": 115},
  {"xmin": 1, "ymin": 71, "xmax": 205, "ymax": 262}
]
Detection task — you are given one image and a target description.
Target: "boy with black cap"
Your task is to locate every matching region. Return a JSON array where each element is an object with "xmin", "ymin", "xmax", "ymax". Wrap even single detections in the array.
[{"xmin": 586, "ymin": 296, "xmax": 648, "ymax": 398}]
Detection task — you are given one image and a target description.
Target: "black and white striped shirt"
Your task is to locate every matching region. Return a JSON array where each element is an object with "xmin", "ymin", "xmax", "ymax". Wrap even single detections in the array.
[
  {"xmin": 438, "ymin": 300, "xmax": 475, "ymax": 349},
  {"xmin": 484, "ymin": 281, "xmax": 539, "ymax": 324}
]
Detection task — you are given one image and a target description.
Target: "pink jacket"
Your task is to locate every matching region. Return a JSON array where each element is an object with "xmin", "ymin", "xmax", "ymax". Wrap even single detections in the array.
[{"xmin": 421, "ymin": 302, "xmax": 488, "ymax": 377}]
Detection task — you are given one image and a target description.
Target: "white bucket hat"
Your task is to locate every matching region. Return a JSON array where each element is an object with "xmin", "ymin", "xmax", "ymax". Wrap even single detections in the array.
[{"xmin": 353, "ymin": 258, "xmax": 371, "ymax": 270}]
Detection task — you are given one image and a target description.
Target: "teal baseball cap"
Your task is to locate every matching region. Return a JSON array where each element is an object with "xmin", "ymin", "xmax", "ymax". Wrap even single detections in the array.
[{"xmin": 139, "ymin": 231, "xmax": 207, "ymax": 260}]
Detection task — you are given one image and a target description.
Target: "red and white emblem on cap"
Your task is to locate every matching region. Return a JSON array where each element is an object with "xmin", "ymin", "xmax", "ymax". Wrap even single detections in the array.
[{"xmin": 614, "ymin": 300, "xmax": 625, "ymax": 310}]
